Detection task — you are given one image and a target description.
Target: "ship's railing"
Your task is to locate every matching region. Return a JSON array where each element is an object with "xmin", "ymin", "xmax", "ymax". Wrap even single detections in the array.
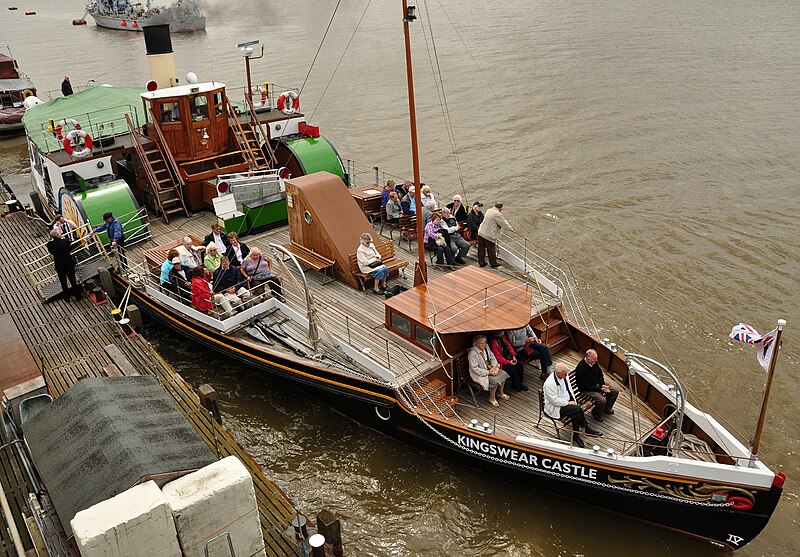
[
  {"xmin": 18, "ymin": 221, "xmax": 112, "ymax": 301},
  {"xmin": 29, "ymin": 103, "xmax": 142, "ymax": 156},
  {"xmin": 344, "ymin": 160, "xmax": 406, "ymax": 189},
  {"xmin": 497, "ymin": 230, "xmax": 599, "ymax": 337},
  {"xmin": 36, "ymin": 84, "xmax": 88, "ymax": 101},
  {"xmin": 227, "ymin": 82, "xmax": 300, "ymax": 114}
]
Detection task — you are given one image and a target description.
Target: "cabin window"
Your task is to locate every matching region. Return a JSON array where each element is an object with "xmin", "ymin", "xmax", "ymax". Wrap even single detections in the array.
[
  {"xmin": 190, "ymin": 94, "xmax": 209, "ymax": 121},
  {"xmin": 213, "ymin": 91, "xmax": 224, "ymax": 116},
  {"xmin": 415, "ymin": 326, "xmax": 434, "ymax": 348},
  {"xmin": 161, "ymin": 102, "xmax": 180, "ymax": 123},
  {"xmin": 390, "ymin": 313, "xmax": 412, "ymax": 336}
]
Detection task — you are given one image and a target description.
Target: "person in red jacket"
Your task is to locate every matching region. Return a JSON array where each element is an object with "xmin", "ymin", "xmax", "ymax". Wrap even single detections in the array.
[
  {"xmin": 191, "ymin": 266, "xmax": 213, "ymax": 313},
  {"xmin": 488, "ymin": 331, "xmax": 527, "ymax": 391}
]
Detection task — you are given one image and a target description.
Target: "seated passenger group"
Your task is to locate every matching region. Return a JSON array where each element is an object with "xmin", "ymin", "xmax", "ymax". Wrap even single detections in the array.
[
  {"xmin": 468, "ymin": 327, "xmax": 617, "ymax": 448},
  {"xmin": 159, "ymin": 228, "xmax": 284, "ymax": 316}
]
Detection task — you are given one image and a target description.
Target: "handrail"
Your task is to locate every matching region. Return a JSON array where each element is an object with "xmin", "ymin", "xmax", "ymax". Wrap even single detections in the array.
[
  {"xmin": 125, "ymin": 114, "xmax": 161, "ymax": 198},
  {"xmin": 147, "ymin": 106, "xmax": 186, "ymax": 189},
  {"xmin": 226, "ymin": 98, "xmax": 259, "ymax": 170},
  {"xmin": 246, "ymin": 95, "xmax": 277, "ymax": 167}
]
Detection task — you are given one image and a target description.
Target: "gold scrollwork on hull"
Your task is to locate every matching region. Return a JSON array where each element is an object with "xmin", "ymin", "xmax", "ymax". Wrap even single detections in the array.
[{"xmin": 608, "ymin": 475, "xmax": 756, "ymax": 503}]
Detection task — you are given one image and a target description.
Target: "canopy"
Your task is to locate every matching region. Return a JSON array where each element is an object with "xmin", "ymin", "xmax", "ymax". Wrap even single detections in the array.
[{"xmin": 23, "ymin": 86, "xmax": 147, "ymax": 152}]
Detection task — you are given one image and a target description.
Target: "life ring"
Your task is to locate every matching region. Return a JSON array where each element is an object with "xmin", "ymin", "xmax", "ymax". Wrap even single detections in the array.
[
  {"xmin": 277, "ymin": 90, "xmax": 300, "ymax": 115},
  {"xmin": 55, "ymin": 118, "xmax": 81, "ymax": 141},
  {"xmin": 63, "ymin": 129, "xmax": 93, "ymax": 158},
  {"xmin": 727, "ymin": 496, "xmax": 754, "ymax": 511},
  {"xmin": 375, "ymin": 406, "xmax": 391, "ymax": 421},
  {"xmin": 22, "ymin": 89, "xmax": 34, "ymax": 99}
]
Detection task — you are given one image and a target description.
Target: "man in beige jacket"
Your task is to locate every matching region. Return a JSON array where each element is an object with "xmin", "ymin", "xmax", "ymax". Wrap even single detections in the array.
[{"xmin": 477, "ymin": 202, "xmax": 512, "ymax": 267}]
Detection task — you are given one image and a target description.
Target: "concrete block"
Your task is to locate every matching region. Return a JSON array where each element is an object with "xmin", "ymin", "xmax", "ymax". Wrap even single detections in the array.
[
  {"xmin": 163, "ymin": 456, "xmax": 265, "ymax": 557},
  {"xmin": 71, "ymin": 480, "xmax": 182, "ymax": 557}
]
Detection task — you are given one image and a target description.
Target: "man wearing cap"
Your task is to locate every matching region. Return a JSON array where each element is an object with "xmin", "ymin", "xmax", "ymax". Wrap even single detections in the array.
[
  {"xmin": 89, "ymin": 211, "xmax": 127, "ymax": 271},
  {"xmin": 465, "ymin": 201, "xmax": 484, "ymax": 242},
  {"xmin": 477, "ymin": 202, "xmax": 513, "ymax": 268},
  {"xmin": 52, "ymin": 213, "xmax": 78, "ymax": 238},
  {"xmin": 401, "ymin": 186, "xmax": 416, "ymax": 214},
  {"xmin": 166, "ymin": 258, "xmax": 192, "ymax": 304},
  {"xmin": 446, "ymin": 195, "xmax": 468, "ymax": 222},
  {"xmin": 47, "ymin": 229, "xmax": 81, "ymax": 301}
]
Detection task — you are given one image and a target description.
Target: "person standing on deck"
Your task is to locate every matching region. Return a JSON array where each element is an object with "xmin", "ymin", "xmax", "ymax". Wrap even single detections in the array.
[
  {"xmin": 88, "ymin": 212, "xmax": 127, "ymax": 271},
  {"xmin": 477, "ymin": 202, "xmax": 512, "ymax": 268},
  {"xmin": 52, "ymin": 213, "xmax": 77, "ymax": 238},
  {"xmin": 574, "ymin": 349, "xmax": 619, "ymax": 422},
  {"xmin": 61, "ymin": 76, "xmax": 73, "ymax": 96},
  {"xmin": 543, "ymin": 363, "xmax": 602, "ymax": 448},
  {"xmin": 47, "ymin": 229, "xmax": 81, "ymax": 301}
]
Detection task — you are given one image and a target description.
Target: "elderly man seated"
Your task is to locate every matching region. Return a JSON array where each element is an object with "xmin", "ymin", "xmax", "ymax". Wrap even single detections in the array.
[
  {"xmin": 574, "ymin": 349, "xmax": 619, "ymax": 422},
  {"xmin": 543, "ymin": 363, "xmax": 602, "ymax": 448},
  {"xmin": 176, "ymin": 236, "xmax": 205, "ymax": 270},
  {"xmin": 440, "ymin": 207, "xmax": 470, "ymax": 264},
  {"xmin": 468, "ymin": 334, "xmax": 510, "ymax": 407},
  {"xmin": 212, "ymin": 256, "xmax": 252, "ymax": 315}
]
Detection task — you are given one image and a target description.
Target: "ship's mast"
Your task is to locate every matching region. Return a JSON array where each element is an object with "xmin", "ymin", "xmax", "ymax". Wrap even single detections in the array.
[{"xmin": 402, "ymin": 1, "xmax": 427, "ymax": 286}]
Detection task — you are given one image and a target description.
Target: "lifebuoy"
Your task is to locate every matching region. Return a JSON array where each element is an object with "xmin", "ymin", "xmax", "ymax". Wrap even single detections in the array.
[
  {"xmin": 63, "ymin": 129, "xmax": 93, "ymax": 158},
  {"xmin": 727, "ymin": 496, "xmax": 754, "ymax": 511},
  {"xmin": 55, "ymin": 118, "xmax": 81, "ymax": 141},
  {"xmin": 22, "ymin": 89, "xmax": 34, "ymax": 99},
  {"xmin": 277, "ymin": 90, "xmax": 300, "ymax": 115}
]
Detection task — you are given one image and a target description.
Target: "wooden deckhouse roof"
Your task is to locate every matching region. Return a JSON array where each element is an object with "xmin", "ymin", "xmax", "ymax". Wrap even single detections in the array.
[{"xmin": 384, "ymin": 266, "xmax": 533, "ymax": 334}]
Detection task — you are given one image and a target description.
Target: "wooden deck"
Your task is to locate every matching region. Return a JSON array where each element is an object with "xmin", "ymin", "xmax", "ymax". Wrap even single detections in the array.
[
  {"xmin": 0, "ymin": 209, "xmax": 303, "ymax": 556},
  {"xmin": 451, "ymin": 349, "xmax": 661, "ymax": 454},
  {"xmin": 132, "ymin": 211, "xmax": 560, "ymax": 387}
]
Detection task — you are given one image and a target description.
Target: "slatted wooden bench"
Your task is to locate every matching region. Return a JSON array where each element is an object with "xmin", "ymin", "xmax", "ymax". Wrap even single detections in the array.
[
  {"xmin": 454, "ymin": 350, "xmax": 483, "ymax": 406},
  {"xmin": 379, "ymin": 205, "xmax": 400, "ymax": 240},
  {"xmin": 398, "ymin": 214, "xmax": 417, "ymax": 251},
  {"xmin": 348, "ymin": 241, "xmax": 409, "ymax": 292},
  {"xmin": 281, "ymin": 242, "xmax": 336, "ymax": 284}
]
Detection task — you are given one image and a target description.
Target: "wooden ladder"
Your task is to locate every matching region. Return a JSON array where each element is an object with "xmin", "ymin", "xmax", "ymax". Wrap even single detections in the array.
[
  {"xmin": 126, "ymin": 114, "xmax": 190, "ymax": 224},
  {"xmin": 227, "ymin": 99, "xmax": 269, "ymax": 170}
]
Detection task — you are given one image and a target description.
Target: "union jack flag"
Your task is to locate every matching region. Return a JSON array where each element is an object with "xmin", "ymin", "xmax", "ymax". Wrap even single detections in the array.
[{"xmin": 730, "ymin": 323, "xmax": 777, "ymax": 372}]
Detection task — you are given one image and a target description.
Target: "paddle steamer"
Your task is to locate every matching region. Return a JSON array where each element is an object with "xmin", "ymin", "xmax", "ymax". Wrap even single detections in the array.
[{"xmin": 16, "ymin": 16, "xmax": 785, "ymax": 551}]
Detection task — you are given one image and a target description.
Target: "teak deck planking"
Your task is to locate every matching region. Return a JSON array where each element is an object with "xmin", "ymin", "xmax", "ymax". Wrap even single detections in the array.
[{"xmin": 0, "ymin": 209, "xmax": 302, "ymax": 557}]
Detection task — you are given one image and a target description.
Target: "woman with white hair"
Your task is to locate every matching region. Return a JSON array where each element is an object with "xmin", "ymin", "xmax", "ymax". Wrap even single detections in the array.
[
  {"xmin": 356, "ymin": 232, "xmax": 389, "ymax": 294},
  {"xmin": 241, "ymin": 247, "xmax": 284, "ymax": 302},
  {"xmin": 177, "ymin": 235, "xmax": 204, "ymax": 269},
  {"xmin": 468, "ymin": 334, "xmax": 510, "ymax": 407},
  {"xmin": 420, "ymin": 184, "xmax": 437, "ymax": 209},
  {"xmin": 446, "ymin": 194, "xmax": 468, "ymax": 222},
  {"xmin": 203, "ymin": 242, "xmax": 222, "ymax": 273}
]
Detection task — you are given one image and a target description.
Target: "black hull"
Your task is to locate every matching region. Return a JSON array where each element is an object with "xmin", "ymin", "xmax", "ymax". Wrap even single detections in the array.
[{"xmin": 114, "ymin": 275, "xmax": 782, "ymax": 551}]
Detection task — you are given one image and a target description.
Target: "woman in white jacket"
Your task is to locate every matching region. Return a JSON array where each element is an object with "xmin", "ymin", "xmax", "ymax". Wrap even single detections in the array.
[{"xmin": 468, "ymin": 334, "xmax": 510, "ymax": 406}]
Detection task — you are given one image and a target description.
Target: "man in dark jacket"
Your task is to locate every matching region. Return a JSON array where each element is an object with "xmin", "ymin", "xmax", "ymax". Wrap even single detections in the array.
[
  {"xmin": 574, "ymin": 349, "xmax": 619, "ymax": 421},
  {"xmin": 61, "ymin": 76, "xmax": 73, "ymax": 96},
  {"xmin": 465, "ymin": 201, "xmax": 484, "ymax": 241},
  {"xmin": 89, "ymin": 211, "xmax": 127, "ymax": 270},
  {"xmin": 47, "ymin": 229, "xmax": 80, "ymax": 300},
  {"xmin": 203, "ymin": 223, "xmax": 230, "ymax": 250}
]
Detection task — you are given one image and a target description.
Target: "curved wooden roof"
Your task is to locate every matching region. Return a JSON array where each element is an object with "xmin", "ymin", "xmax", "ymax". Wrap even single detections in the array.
[{"xmin": 384, "ymin": 266, "xmax": 533, "ymax": 334}]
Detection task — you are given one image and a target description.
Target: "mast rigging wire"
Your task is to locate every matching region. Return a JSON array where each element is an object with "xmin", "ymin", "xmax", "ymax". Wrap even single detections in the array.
[{"xmin": 298, "ymin": 0, "xmax": 343, "ymax": 98}]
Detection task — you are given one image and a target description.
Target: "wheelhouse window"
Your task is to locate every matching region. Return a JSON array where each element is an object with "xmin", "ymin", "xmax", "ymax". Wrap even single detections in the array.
[
  {"xmin": 415, "ymin": 326, "xmax": 434, "ymax": 348},
  {"xmin": 213, "ymin": 91, "xmax": 224, "ymax": 116},
  {"xmin": 160, "ymin": 101, "xmax": 180, "ymax": 123},
  {"xmin": 190, "ymin": 94, "xmax": 209, "ymax": 121},
  {"xmin": 390, "ymin": 313, "xmax": 412, "ymax": 336}
]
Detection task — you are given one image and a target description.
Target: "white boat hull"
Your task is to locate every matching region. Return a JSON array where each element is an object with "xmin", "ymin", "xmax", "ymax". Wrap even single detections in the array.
[{"xmin": 88, "ymin": 11, "xmax": 205, "ymax": 33}]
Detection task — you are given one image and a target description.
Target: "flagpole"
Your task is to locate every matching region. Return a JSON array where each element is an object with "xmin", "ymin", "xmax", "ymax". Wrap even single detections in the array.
[{"xmin": 749, "ymin": 318, "xmax": 786, "ymax": 465}]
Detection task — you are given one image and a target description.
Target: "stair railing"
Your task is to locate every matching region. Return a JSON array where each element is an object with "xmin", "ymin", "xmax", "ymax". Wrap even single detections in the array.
[
  {"xmin": 226, "ymin": 98, "xmax": 260, "ymax": 170},
  {"xmin": 147, "ymin": 107, "xmax": 186, "ymax": 191},
  {"xmin": 245, "ymin": 95, "xmax": 278, "ymax": 167},
  {"xmin": 124, "ymin": 114, "xmax": 161, "ymax": 202}
]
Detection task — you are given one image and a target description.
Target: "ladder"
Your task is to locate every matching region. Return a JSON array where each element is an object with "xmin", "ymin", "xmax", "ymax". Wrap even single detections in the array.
[
  {"xmin": 227, "ymin": 99, "xmax": 269, "ymax": 170},
  {"xmin": 126, "ymin": 114, "xmax": 190, "ymax": 224}
]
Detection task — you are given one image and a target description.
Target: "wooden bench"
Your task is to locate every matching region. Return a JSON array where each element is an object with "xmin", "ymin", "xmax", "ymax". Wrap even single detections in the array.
[
  {"xmin": 398, "ymin": 214, "xmax": 417, "ymax": 251},
  {"xmin": 361, "ymin": 196, "xmax": 382, "ymax": 224},
  {"xmin": 536, "ymin": 370, "xmax": 597, "ymax": 440},
  {"xmin": 348, "ymin": 241, "xmax": 409, "ymax": 292},
  {"xmin": 281, "ymin": 242, "xmax": 336, "ymax": 284},
  {"xmin": 143, "ymin": 234, "xmax": 204, "ymax": 277},
  {"xmin": 454, "ymin": 350, "xmax": 482, "ymax": 406}
]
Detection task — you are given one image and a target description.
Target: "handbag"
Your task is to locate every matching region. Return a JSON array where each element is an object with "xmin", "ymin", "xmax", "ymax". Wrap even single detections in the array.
[
  {"xmin": 251, "ymin": 258, "xmax": 273, "ymax": 281},
  {"xmin": 434, "ymin": 233, "xmax": 446, "ymax": 247},
  {"xmin": 368, "ymin": 260, "xmax": 383, "ymax": 268}
]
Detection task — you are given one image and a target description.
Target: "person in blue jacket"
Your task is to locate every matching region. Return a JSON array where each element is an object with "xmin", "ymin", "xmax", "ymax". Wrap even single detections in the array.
[{"xmin": 89, "ymin": 211, "xmax": 127, "ymax": 271}]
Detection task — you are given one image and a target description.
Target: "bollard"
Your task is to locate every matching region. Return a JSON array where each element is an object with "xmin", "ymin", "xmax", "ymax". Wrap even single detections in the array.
[
  {"xmin": 308, "ymin": 534, "xmax": 325, "ymax": 557},
  {"xmin": 126, "ymin": 304, "xmax": 142, "ymax": 328},
  {"xmin": 291, "ymin": 513, "xmax": 308, "ymax": 540},
  {"xmin": 197, "ymin": 384, "xmax": 222, "ymax": 425},
  {"xmin": 317, "ymin": 509, "xmax": 342, "ymax": 549}
]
